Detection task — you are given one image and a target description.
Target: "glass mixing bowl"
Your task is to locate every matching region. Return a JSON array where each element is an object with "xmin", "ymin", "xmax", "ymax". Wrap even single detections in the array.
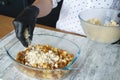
[
  {"xmin": 4, "ymin": 34, "xmax": 80, "ymax": 80},
  {"xmin": 79, "ymin": 8, "xmax": 120, "ymax": 43}
]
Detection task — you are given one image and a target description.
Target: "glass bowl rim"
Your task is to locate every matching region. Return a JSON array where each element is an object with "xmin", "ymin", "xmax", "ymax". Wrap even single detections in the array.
[{"xmin": 78, "ymin": 8, "xmax": 120, "ymax": 28}]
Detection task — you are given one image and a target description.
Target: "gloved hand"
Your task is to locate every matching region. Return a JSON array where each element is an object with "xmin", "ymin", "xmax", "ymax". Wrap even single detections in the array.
[
  {"xmin": 118, "ymin": 13, "xmax": 120, "ymax": 17},
  {"xmin": 112, "ymin": 39, "xmax": 120, "ymax": 44},
  {"xmin": 13, "ymin": 5, "xmax": 39, "ymax": 47}
]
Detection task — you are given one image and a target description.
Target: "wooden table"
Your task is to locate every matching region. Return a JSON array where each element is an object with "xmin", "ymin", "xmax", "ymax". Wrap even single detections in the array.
[
  {"xmin": 0, "ymin": 15, "xmax": 85, "ymax": 39},
  {"xmin": 0, "ymin": 15, "xmax": 14, "ymax": 38},
  {"xmin": 0, "ymin": 15, "xmax": 120, "ymax": 80}
]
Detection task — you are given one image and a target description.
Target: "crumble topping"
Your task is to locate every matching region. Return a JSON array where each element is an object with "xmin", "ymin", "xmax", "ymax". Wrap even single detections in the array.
[{"xmin": 16, "ymin": 44, "xmax": 74, "ymax": 69}]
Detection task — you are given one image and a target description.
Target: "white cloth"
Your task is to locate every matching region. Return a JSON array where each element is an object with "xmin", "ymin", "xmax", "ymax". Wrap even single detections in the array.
[
  {"xmin": 52, "ymin": 0, "xmax": 61, "ymax": 8},
  {"xmin": 52, "ymin": 0, "xmax": 114, "ymax": 35}
]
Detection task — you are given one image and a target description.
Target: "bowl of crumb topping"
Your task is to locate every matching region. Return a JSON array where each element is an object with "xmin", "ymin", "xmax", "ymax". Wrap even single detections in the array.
[
  {"xmin": 4, "ymin": 34, "xmax": 80, "ymax": 80},
  {"xmin": 79, "ymin": 8, "xmax": 120, "ymax": 43}
]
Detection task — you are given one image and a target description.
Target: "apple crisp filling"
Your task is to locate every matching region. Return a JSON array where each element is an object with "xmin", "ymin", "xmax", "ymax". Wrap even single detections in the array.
[{"xmin": 16, "ymin": 44, "xmax": 74, "ymax": 69}]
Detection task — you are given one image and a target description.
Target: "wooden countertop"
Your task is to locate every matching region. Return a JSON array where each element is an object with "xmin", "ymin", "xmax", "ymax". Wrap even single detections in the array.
[
  {"xmin": 0, "ymin": 15, "xmax": 85, "ymax": 39},
  {"xmin": 0, "ymin": 15, "xmax": 14, "ymax": 38}
]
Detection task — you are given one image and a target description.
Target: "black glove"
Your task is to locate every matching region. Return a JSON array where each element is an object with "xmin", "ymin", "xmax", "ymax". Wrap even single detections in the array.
[
  {"xmin": 118, "ymin": 13, "xmax": 120, "ymax": 17},
  {"xmin": 13, "ymin": 5, "xmax": 39, "ymax": 47},
  {"xmin": 112, "ymin": 39, "xmax": 120, "ymax": 44}
]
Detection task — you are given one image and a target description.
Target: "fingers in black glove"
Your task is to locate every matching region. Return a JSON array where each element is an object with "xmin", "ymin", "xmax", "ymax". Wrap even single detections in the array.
[
  {"xmin": 13, "ymin": 21, "xmax": 28, "ymax": 47},
  {"xmin": 28, "ymin": 23, "xmax": 35, "ymax": 41},
  {"xmin": 13, "ymin": 5, "xmax": 39, "ymax": 47}
]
